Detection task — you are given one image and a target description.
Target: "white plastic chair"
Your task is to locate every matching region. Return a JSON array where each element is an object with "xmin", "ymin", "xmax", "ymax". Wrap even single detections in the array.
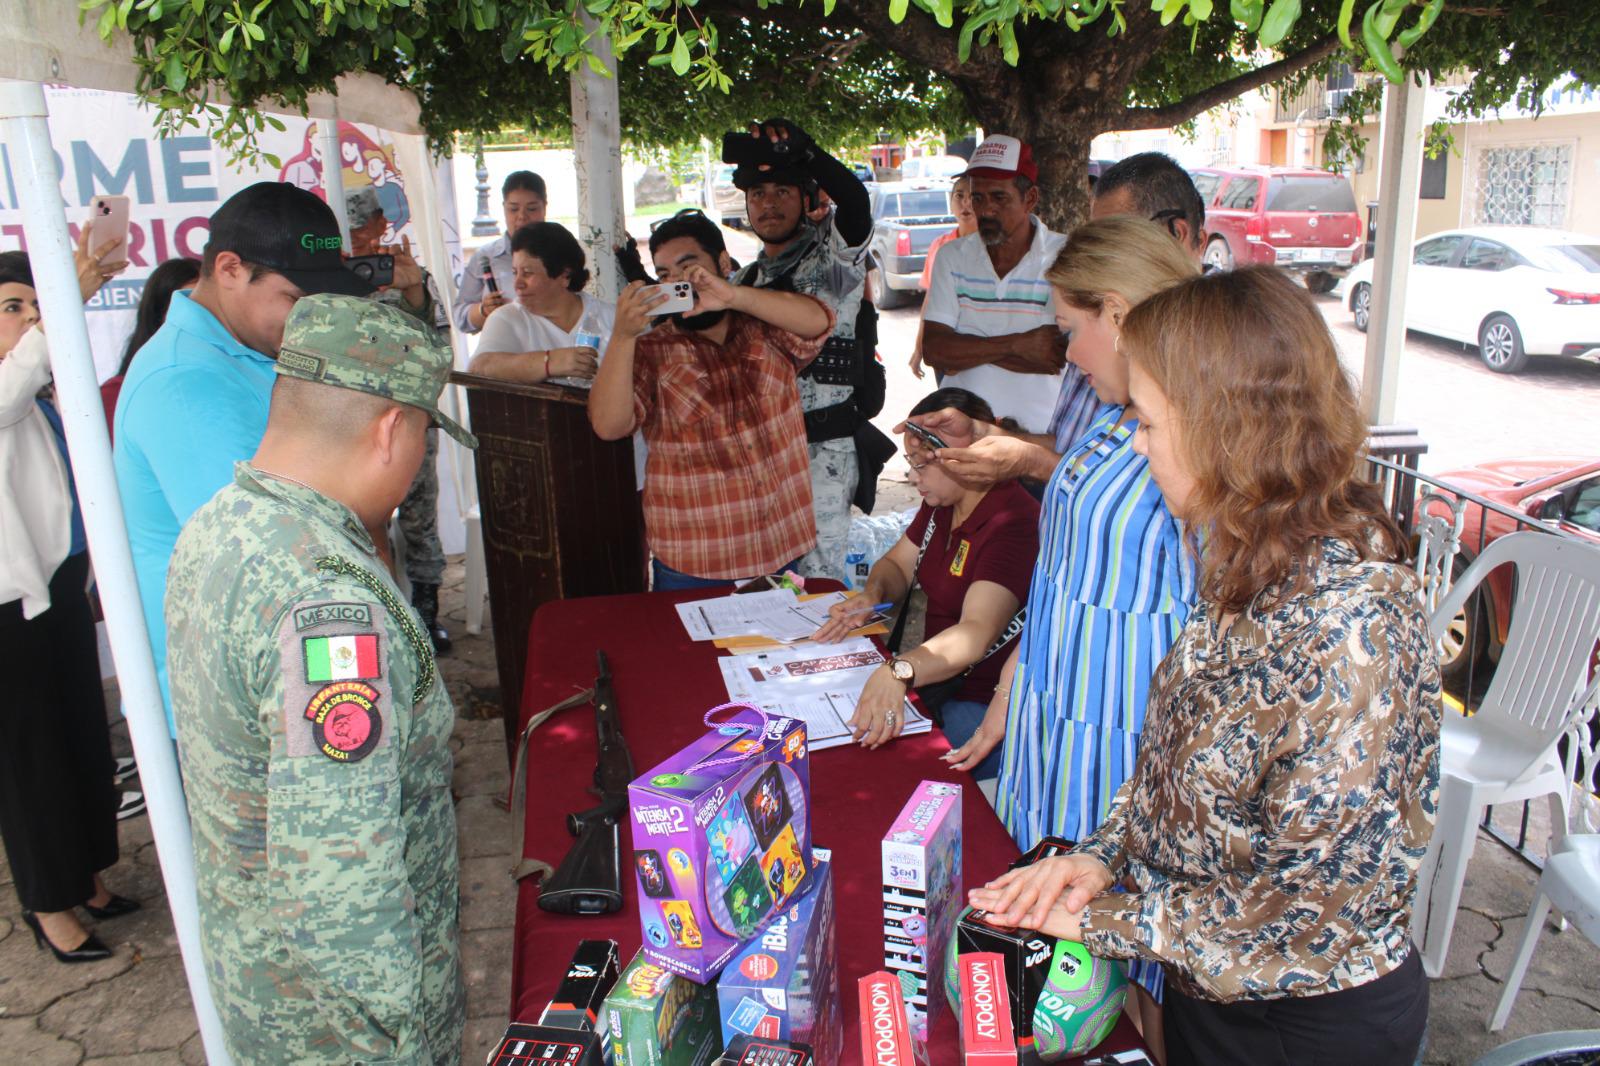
[
  {"xmin": 1412, "ymin": 532, "xmax": 1600, "ymax": 978},
  {"xmin": 1413, "ymin": 493, "xmax": 1465, "ymax": 621},
  {"xmin": 1490, "ymin": 831, "xmax": 1600, "ymax": 1030}
]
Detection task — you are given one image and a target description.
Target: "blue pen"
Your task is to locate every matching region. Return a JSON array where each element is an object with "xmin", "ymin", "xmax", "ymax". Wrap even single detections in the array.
[{"xmin": 871, "ymin": 601, "xmax": 895, "ymax": 613}]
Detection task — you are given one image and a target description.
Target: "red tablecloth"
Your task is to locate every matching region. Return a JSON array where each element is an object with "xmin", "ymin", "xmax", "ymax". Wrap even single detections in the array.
[{"xmin": 510, "ymin": 587, "xmax": 1146, "ymax": 1064}]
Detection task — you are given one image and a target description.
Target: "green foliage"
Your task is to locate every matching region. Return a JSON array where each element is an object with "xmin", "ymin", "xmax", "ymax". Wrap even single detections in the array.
[{"xmin": 81, "ymin": 0, "xmax": 1600, "ymax": 194}]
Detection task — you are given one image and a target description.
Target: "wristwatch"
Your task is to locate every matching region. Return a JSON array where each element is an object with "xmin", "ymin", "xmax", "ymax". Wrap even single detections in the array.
[{"xmin": 888, "ymin": 657, "xmax": 916, "ymax": 688}]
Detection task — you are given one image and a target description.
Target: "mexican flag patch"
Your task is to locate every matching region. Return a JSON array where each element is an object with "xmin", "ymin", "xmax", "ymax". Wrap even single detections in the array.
[{"xmin": 303, "ymin": 634, "xmax": 379, "ymax": 682}]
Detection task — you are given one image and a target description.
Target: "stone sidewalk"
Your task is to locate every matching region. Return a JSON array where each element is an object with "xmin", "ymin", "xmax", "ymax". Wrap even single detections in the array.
[{"xmin": 2, "ymin": 547, "xmax": 1597, "ymax": 1064}]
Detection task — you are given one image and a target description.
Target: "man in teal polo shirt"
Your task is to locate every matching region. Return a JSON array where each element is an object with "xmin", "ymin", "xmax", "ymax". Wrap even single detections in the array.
[{"xmin": 114, "ymin": 183, "xmax": 372, "ymax": 731}]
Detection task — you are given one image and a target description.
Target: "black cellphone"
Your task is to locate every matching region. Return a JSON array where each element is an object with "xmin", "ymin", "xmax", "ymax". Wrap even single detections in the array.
[
  {"xmin": 344, "ymin": 254, "xmax": 394, "ymax": 288},
  {"xmin": 903, "ymin": 421, "xmax": 948, "ymax": 451},
  {"xmin": 480, "ymin": 258, "xmax": 499, "ymax": 293}
]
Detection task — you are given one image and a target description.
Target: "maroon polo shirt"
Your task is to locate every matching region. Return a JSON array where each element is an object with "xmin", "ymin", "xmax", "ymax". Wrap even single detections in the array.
[{"xmin": 905, "ymin": 479, "xmax": 1041, "ymax": 702}]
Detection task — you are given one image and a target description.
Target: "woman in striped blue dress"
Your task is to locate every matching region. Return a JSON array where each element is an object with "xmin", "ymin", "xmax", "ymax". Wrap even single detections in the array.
[{"xmin": 965, "ymin": 217, "xmax": 1199, "ymax": 1044}]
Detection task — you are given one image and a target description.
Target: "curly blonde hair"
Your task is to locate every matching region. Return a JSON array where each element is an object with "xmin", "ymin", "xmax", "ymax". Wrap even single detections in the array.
[
  {"xmin": 1044, "ymin": 215, "xmax": 1198, "ymax": 313},
  {"xmin": 1122, "ymin": 266, "xmax": 1402, "ymax": 613}
]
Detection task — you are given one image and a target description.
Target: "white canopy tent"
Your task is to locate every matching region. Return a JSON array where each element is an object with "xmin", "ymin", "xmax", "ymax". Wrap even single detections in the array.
[{"xmin": 2, "ymin": 4, "xmax": 627, "ymax": 1059}]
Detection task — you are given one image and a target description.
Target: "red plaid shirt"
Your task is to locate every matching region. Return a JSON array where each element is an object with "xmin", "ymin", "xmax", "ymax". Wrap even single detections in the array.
[{"xmin": 632, "ymin": 306, "xmax": 832, "ymax": 579}]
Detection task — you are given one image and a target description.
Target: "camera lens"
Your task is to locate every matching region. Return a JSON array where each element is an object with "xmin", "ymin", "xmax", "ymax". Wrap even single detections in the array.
[{"xmin": 351, "ymin": 260, "xmax": 373, "ymax": 282}]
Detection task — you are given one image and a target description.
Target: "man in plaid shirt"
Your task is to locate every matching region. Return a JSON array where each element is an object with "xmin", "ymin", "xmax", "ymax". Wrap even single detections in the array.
[{"xmin": 590, "ymin": 212, "xmax": 835, "ymax": 590}]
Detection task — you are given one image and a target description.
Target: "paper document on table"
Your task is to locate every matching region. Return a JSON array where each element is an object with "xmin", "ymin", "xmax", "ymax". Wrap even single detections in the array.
[
  {"xmin": 713, "ymin": 592, "xmax": 888, "ymax": 651},
  {"xmin": 751, "ymin": 691, "xmax": 929, "ymax": 750},
  {"xmin": 675, "ymin": 588, "xmax": 820, "ymax": 643},
  {"xmin": 717, "ymin": 637, "xmax": 931, "ymax": 751}
]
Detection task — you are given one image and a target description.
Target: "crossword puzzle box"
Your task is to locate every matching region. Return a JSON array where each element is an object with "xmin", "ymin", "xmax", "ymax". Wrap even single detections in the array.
[
  {"xmin": 882, "ymin": 780, "xmax": 963, "ymax": 1046},
  {"xmin": 716, "ymin": 850, "xmax": 841, "ymax": 1064},
  {"xmin": 628, "ymin": 713, "xmax": 812, "ymax": 982}
]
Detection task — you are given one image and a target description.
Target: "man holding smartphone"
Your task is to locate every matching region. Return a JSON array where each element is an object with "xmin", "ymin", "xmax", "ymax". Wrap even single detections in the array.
[
  {"xmin": 588, "ymin": 212, "xmax": 834, "ymax": 591},
  {"xmin": 114, "ymin": 182, "xmax": 372, "ymax": 735},
  {"xmin": 727, "ymin": 118, "xmax": 892, "ymax": 582},
  {"xmin": 453, "ymin": 171, "xmax": 547, "ymax": 333}
]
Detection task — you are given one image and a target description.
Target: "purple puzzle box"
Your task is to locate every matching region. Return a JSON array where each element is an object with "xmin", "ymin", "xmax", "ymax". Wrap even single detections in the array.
[{"xmin": 628, "ymin": 711, "xmax": 812, "ymax": 984}]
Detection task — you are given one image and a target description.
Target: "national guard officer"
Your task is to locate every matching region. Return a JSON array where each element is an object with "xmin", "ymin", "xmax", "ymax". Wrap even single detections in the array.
[
  {"xmin": 728, "ymin": 118, "xmax": 894, "ymax": 580},
  {"xmin": 165, "ymin": 293, "xmax": 476, "ymax": 1065}
]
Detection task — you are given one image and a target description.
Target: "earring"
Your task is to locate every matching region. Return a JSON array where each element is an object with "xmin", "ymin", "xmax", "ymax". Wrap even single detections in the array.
[{"xmin": 1113, "ymin": 332, "xmax": 1122, "ymax": 354}]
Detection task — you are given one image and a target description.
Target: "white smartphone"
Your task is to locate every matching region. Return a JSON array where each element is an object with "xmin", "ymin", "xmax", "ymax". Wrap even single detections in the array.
[
  {"xmin": 643, "ymin": 280, "xmax": 695, "ymax": 316},
  {"xmin": 88, "ymin": 194, "xmax": 131, "ymax": 269}
]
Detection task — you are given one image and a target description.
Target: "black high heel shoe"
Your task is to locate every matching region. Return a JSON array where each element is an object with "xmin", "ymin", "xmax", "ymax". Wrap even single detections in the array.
[
  {"xmin": 19, "ymin": 911, "xmax": 113, "ymax": 963},
  {"xmin": 83, "ymin": 894, "xmax": 141, "ymax": 920}
]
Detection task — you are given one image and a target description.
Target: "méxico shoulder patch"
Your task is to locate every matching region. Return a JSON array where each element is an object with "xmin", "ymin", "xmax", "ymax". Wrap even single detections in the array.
[{"xmin": 277, "ymin": 602, "xmax": 394, "ymax": 764}]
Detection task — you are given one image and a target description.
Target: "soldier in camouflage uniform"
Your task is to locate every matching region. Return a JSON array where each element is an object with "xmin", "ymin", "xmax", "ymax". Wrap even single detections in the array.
[
  {"xmin": 166, "ymin": 294, "xmax": 476, "ymax": 1066},
  {"xmin": 730, "ymin": 118, "xmax": 881, "ymax": 581},
  {"xmin": 347, "ymin": 187, "xmax": 453, "ymax": 652}
]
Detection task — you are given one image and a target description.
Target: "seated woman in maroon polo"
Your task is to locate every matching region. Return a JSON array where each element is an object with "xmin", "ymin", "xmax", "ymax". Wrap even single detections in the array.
[{"xmin": 813, "ymin": 387, "xmax": 1040, "ymax": 779}]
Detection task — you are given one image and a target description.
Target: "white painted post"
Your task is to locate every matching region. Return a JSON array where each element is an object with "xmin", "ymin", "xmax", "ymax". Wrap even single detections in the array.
[
  {"xmin": 320, "ymin": 118, "xmax": 352, "ymax": 250},
  {"xmin": 569, "ymin": 14, "xmax": 625, "ymax": 301},
  {"xmin": 0, "ymin": 79, "xmax": 233, "ymax": 1065},
  {"xmin": 1361, "ymin": 70, "xmax": 1428, "ymax": 424}
]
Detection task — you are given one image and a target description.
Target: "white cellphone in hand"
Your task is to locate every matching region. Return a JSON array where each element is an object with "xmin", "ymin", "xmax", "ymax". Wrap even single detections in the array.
[
  {"xmin": 643, "ymin": 280, "xmax": 695, "ymax": 316},
  {"xmin": 88, "ymin": 195, "xmax": 131, "ymax": 269}
]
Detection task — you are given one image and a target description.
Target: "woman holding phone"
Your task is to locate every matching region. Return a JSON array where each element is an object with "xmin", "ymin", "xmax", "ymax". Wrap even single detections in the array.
[
  {"xmin": 813, "ymin": 387, "xmax": 1038, "ymax": 777},
  {"xmin": 0, "ymin": 231, "xmax": 141, "ymax": 964},
  {"xmin": 969, "ymin": 267, "xmax": 1439, "ymax": 1066}
]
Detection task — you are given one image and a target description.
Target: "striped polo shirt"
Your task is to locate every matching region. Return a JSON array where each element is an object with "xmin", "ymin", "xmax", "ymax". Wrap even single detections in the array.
[{"xmin": 922, "ymin": 218, "xmax": 1072, "ymax": 434}]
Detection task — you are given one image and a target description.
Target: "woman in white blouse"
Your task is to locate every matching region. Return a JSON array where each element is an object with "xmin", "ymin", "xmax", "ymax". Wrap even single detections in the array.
[
  {"xmin": 468, "ymin": 221, "xmax": 614, "ymax": 387},
  {"xmin": 0, "ymin": 233, "xmax": 141, "ymax": 964}
]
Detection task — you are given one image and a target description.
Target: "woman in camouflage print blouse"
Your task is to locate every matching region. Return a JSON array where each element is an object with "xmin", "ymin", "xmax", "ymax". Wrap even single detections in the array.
[{"xmin": 970, "ymin": 266, "xmax": 1442, "ymax": 1066}]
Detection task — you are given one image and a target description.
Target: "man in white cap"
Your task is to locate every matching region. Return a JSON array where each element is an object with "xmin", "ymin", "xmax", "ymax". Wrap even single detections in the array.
[{"xmin": 919, "ymin": 135, "xmax": 1076, "ymax": 437}]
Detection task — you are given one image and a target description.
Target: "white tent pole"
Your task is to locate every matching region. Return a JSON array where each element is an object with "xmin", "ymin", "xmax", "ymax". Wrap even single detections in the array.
[
  {"xmin": 0, "ymin": 79, "xmax": 232, "ymax": 1066},
  {"xmin": 1361, "ymin": 68, "xmax": 1428, "ymax": 424},
  {"xmin": 570, "ymin": 13, "xmax": 625, "ymax": 301},
  {"xmin": 320, "ymin": 118, "xmax": 352, "ymax": 250}
]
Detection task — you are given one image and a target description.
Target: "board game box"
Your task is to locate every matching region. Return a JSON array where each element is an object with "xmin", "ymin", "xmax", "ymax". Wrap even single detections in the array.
[
  {"xmin": 604, "ymin": 949, "xmax": 725, "ymax": 1066},
  {"xmin": 716, "ymin": 849, "xmax": 840, "ymax": 1063},
  {"xmin": 858, "ymin": 970, "xmax": 923, "ymax": 1066},
  {"xmin": 958, "ymin": 952, "xmax": 1019, "ymax": 1064},
  {"xmin": 629, "ymin": 712, "xmax": 812, "ymax": 983},
  {"xmin": 488, "ymin": 1023, "xmax": 606, "ymax": 1066},
  {"xmin": 881, "ymin": 780, "xmax": 962, "ymax": 1045}
]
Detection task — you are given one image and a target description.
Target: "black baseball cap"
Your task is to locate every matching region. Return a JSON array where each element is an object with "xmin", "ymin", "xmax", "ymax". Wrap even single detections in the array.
[{"xmin": 206, "ymin": 182, "xmax": 373, "ymax": 296}]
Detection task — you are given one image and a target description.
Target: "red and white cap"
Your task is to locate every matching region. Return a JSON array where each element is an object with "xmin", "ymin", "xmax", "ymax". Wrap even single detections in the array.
[{"xmin": 960, "ymin": 135, "xmax": 1038, "ymax": 183}]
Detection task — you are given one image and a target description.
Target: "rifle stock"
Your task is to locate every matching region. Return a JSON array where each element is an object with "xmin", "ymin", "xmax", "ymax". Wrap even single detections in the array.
[{"xmin": 538, "ymin": 651, "xmax": 632, "ymax": 916}]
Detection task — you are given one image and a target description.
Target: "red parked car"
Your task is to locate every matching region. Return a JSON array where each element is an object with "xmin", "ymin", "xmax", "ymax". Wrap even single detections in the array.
[
  {"xmin": 1422, "ymin": 456, "xmax": 1600, "ymax": 687},
  {"xmin": 1190, "ymin": 165, "xmax": 1364, "ymax": 294}
]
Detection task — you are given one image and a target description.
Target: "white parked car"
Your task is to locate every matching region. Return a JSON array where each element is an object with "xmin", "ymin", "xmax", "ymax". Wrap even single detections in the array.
[
  {"xmin": 1346, "ymin": 226, "xmax": 1600, "ymax": 373},
  {"xmin": 899, "ymin": 155, "xmax": 968, "ymax": 181}
]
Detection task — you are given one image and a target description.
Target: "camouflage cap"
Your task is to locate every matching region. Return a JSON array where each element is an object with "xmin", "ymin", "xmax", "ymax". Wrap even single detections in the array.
[{"xmin": 275, "ymin": 293, "xmax": 477, "ymax": 448}]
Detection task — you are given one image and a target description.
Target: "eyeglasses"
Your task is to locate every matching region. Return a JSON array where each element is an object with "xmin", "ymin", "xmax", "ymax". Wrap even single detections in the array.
[{"xmin": 1149, "ymin": 208, "xmax": 1187, "ymax": 239}]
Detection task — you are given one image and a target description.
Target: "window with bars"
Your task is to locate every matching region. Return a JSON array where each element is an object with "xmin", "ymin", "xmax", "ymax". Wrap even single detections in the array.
[{"xmin": 1471, "ymin": 143, "xmax": 1573, "ymax": 227}]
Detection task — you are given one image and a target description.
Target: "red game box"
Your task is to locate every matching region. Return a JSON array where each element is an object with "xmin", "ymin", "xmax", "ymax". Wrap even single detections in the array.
[
  {"xmin": 859, "ymin": 971, "xmax": 923, "ymax": 1066},
  {"xmin": 959, "ymin": 953, "xmax": 1018, "ymax": 1065}
]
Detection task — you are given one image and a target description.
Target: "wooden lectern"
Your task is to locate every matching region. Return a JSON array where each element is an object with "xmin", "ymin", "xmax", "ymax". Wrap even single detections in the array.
[{"xmin": 451, "ymin": 372, "xmax": 646, "ymax": 756}]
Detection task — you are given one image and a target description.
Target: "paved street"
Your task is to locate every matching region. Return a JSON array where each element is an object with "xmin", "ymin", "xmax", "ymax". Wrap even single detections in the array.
[{"xmin": 854, "ymin": 283, "xmax": 1600, "ymax": 481}]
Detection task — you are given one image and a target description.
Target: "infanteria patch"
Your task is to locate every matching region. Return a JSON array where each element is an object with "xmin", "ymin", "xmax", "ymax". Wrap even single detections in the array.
[{"xmin": 304, "ymin": 681, "xmax": 383, "ymax": 762}]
